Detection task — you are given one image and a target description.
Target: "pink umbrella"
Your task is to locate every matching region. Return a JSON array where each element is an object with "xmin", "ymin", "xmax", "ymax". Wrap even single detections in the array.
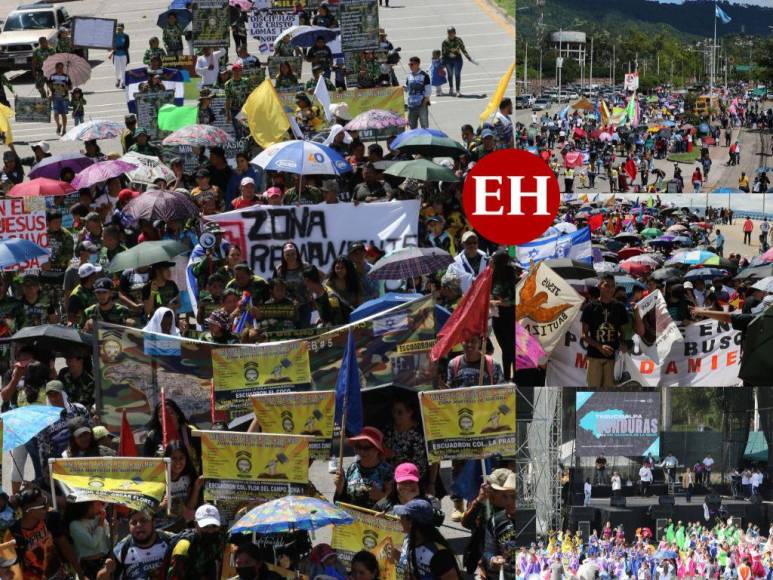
[
  {"xmin": 71, "ymin": 160, "xmax": 138, "ymax": 189},
  {"xmin": 229, "ymin": 0, "xmax": 253, "ymax": 8},
  {"xmin": 516, "ymin": 321, "xmax": 544, "ymax": 370},
  {"xmin": 598, "ymin": 132, "xmax": 612, "ymax": 142},
  {"xmin": 8, "ymin": 178, "xmax": 74, "ymax": 197},
  {"xmin": 760, "ymin": 248, "xmax": 773, "ymax": 264},
  {"xmin": 620, "ymin": 259, "xmax": 655, "ymax": 276}
]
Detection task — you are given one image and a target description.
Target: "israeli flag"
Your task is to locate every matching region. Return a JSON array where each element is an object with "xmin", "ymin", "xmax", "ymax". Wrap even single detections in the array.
[
  {"xmin": 715, "ymin": 4, "xmax": 732, "ymax": 24},
  {"xmin": 514, "ymin": 227, "xmax": 592, "ymax": 269}
]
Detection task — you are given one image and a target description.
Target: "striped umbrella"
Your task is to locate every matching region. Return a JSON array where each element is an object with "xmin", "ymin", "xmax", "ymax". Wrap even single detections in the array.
[
  {"xmin": 72, "ymin": 160, "xmax": 138, "ymax": 189},
  {"xmin": 368, "ymin": 247, "xmax": 453, "ymax": 280},
  {"xmin": 61, "ymin": 119, "xmax": 125, "ymax": 141},
  {"xmin": 162, "ymin": 124, "xmax": 232, "ymax": 148}
]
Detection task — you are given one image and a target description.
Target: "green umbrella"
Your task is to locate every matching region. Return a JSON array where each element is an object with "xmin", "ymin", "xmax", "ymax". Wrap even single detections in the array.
[
  {"xmin": 384, "ymin": 159, "xmax": 459, "ymax": 182},
  {"xmin": 392, "ymin": 135, "xmax": 468, "ymax": 158},
  {"xmin": 641, "ymin": 227, "xmax": 663, "ymax": 239},
  {"xmin": 108, "ymin": 240, "xmax": 188, "ymax": 272}
]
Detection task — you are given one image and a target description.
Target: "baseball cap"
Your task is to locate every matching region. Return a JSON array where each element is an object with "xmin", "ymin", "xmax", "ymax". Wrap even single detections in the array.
[
  {"xmin": 265, "ymin": 186, "xmax": 283, "ymax": 199},
  {"xmin": 481, "ymin": 129, "xmax": 495, "ymax": 139},
  {"xmin": 321, "ymin": 180, "xmax": 339, "ymax": 194},
  {"xmin": 45, "ymin": 380, "xmax": 66, "ymax": 395},
  {"xmin": 394, "ymin": 462, "xmax": 420, "ymax": 483},
  {"xmin": 231, "ymin": 62, "xmax": 242, "ymax": 71},
  {"xmin": 683, "ymin": 281, "xmax": 694, "ymax": 290},
  {"xmin": 486, "ymin": 468, "xmax": 516, "ymax": 491},
  {"xmin": 118, "ymin": 188, "xmax": 139, "ymax": 203},
  {"xmin": 92, "ymin": 426, "xmax": 112, "ymax": 440},
  {"xmin": 31, "ymin": 141, "xmax": 50, "ymax": 153},
  {"xmin": 393, "ymin": 499, "xmax": 435, "ymax": 525},
  {"xmin": 93, "ymin": 277, "xmax": 114, "ymax": 292},
  {"xmin": 77, "ymin": 240, "xmax": 98, "ymax": 254},
  {"xmin": 461, "ymin": 231, "xmax": 478, "ymax": 243},
  {"xmin": 78, "ymin": 263, "xmax": 102, "ymax": 279},
  {"xmin": 240, "ymin": 177, "xmax": 255, "ymax": 187},
  {"xmin": 134, "ymin": 127, "xmax": 149, "ymax": 137},
  {"xmin": 195, "ymin": 504, "xmax": 221, "ymax": 528}
]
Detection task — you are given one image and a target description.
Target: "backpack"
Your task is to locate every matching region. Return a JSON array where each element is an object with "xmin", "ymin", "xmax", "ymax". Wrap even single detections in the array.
[{"xmin": 450, "ymin": 354, "xmax": 494, "ymax": 384}]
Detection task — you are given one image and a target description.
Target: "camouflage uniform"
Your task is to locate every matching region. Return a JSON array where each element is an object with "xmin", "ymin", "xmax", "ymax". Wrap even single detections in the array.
[
  {"xmin": 143, "ymin": 47, "xmax": 167, "ymax": 66},
  {"xmin": 32, "ymin": 46, "xmax": 57, "ymax": 95},
  {"xmin": 305, "ymin": 75, "xmax": 335, "ymax": 92},
  {"xmin": 56, "ymin": 35, "xmax": 72, "ymax": 54},
  {"xmin": 162, "ymin": 24, "xmax": 184, "ymax": 56}
]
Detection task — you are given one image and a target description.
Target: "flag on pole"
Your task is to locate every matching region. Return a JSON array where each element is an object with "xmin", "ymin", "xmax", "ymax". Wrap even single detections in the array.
[
  {"xmin": 334, "ymin": 331, "xmax": 363, "ymax": 436},
  {"xmin": 624, "ymin": 94, "xmax": 637, "ymax": 126},
  {"xmin": 241, "ymin": 79, "xmax": 291, "ymax": 147},
  {"xmin": 0, "ymin": 103, "xmax": 12, "ymax": 145},
  {"xmin": 715, "ymin": 4, "xmax": 732, "ymax": 24},
  {"xmin": 118, "ymin": 410, "xmax": 138, "ymax": 457},
  {"xmin": 479, "ymin": 62, "xmax": 515, "ymax": 124},
  {"xmin": 313, "ymin": 75, "xmax": 333, "ymax": 122},
  {"xmin": 599, "ymin": 101, "xmax": 610, "ymax": 126}
]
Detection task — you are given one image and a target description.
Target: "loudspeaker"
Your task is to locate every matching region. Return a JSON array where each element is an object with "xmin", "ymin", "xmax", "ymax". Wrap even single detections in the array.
[
  {"xmin": 656, "ymin": 518, "xmax": 670, "ymax": 541},
  {"xmin": 706, "ymin": 494, "xmax": 722, "ymax": 508},
  {"xmin": 659, "ymin": 495, "xmax": 675, "ymax": 507},
  {"xmin": 578, "ymin": 521, "xmax": 591, "ymax": 541},
  {"xmin": 610, "ymin": 495, "xmax": 626, "ymax": 507}
]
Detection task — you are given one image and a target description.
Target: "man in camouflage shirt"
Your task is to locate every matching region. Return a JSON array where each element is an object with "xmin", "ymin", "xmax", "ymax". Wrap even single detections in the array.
[
  {"xmin": 32, "ymin": 37, "xmax": 57, "ymax": 98},
  {"xmin": 224, "ymin": 63, "xmax": 252, "ymax": 139},
  {"xmin": 162, "ymin": 12, "xmax": 184, "ymax": 57},
  {"xmin": 44, "ymin": 212, "xmax": 74, "ymax": 272},
  {"xmin": 305, "ymin": 63, "xmax": 335, "ymax": 92},
  {"xmin": 143, "ymin": 37, "xmax": 167, "ymax": 66},
  {"xmin": 355, "ymin": 51, "xmax": 382, "ymax": 88},
  {"xmin": 56, "ymin": 28, "xmax": 72, "ymax": 53},
  {"xmin": 440, "ymin": 27, "xmax": 472, "ymax": 96},
  {"xmin": 19, "ymin": 274, "xmax": 52, "ymax": 327}
]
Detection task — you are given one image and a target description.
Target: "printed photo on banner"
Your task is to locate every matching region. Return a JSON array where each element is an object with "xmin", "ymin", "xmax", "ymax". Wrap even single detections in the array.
[
  {"xmin": 14, "ymin": 97, "xmax": 51, "ymax": 123},
  {"xmin": 50, "ymin": 457, "xmax": 170, "ymax": 512},
  {"xmin": 192, "ymin": 0, "xmax": 230, "ymax": 49},
  {"xmin": 197, "ymin": 430, "xmax": 310, "ymax": 501},
  {"xmin": 332, "ymin": 503, "xmax": 405, "ymax": 580},
  {"xmin": 251, "ymin": 391, "xmax": 335, "ymax": 459},
  {"xmin": 0, "ymin": 197, "xmax": 49, "ymax": 272},
  {"xmin": 634, "ymin": 289, "xmax": 684, "ymax": 362},
  {"xmin": 135, "ymin": 90, "xmax": 176, "ymax": 142},
  {"xmin": 575, "ymin": 391, "xmax": 660, "ymax": 458},
  {"xmin": 419, "ymin": 385, "xmax": 516, "ymax": 463}
]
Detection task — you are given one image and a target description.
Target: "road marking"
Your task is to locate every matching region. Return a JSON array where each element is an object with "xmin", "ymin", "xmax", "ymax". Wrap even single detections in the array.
[{"xmin": 473, "ymin": 0, "xmax": 515, "ymax": 38}]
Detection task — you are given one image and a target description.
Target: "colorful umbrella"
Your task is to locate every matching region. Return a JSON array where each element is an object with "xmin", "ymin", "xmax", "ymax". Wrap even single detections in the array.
[
  {"xmin": 61, "ymin": 119, "xmax": 125, "ymax": 142},
  {"xmin": 389, "ymin": 128, "xmax": 447, "ymax": 150},
  {"xmin": 758, "ymin": 248, "xmax": 773, "ymax": 264},
  {"xmin": 28, "ymin": 153, "xmax": 95, "ymax": 179},
  {"xmin": 368, "ymin": 247, "xmax": 453, "ymax": 280},
  {"xmin": 620, "ymin": 258, "xmax": 656, "ymax": 276},
  {"xmin": 640, "ymin": 227, "xmax": 663, "ymax": 239},
  {"xmin": 72, "ymin": 160, "xmax": 138, "ymax": 189},
  {"xmin": 598, "ymin": 132, "xmax": 613, "ymax": 142},
  {"xmin": 8, "ymin": 178, "xmax": 74, "ymax": 197},
  {"xmin": 344, "ymin": 109, "xmax": 407, "ymax": 132},
  {"xmin": 684, "ymin": 267, "xmax": 728, "ymax": 281},
  {"xmin": 666, "ymin": 250, "xmax": 720, "ymax": 267},
  {"xmin": 230, "ymin": 496, "xmax": 353, "ymax": 534},
  {"xmin": 384, "ymin": 159, "xmax": 458, "ymax": 182},
  {"xmin": 252, "ymin": 140, "xmax": 352, "ymax": 176},
  {"xmin": 1, "ymin": 405, "xmax": 63, "ymax": 451},
  {"xmin": 108, "ymin": 240, "xmax": 188, "ymax": 272},
  {"xmin": 274, "ymin": 25, "xmax": 341, "ymax": 48},
  {"xmin": 393, "ymin": 134, "xmax": 467, "ymax": 158},
  {"xmin": 162, "ymin": 124, "xmax": 232, "ymax": 148},
  {"xmin": 666, "ymin": 224, "xmax": 688, "ymax": 233},
  {"xmin": 0, "ymin": 239, "xmax": 49, "ymax": 268},
  {"xmin": 516, "ymin": 321, "xmax": 544, "ymax": 370},
  {"xmin": 124, "ymin": 189, "xmax": 200, "ymax": 222},
  {"xmin": 42, "ymin": 53, "xmax": 91, "ymax": 87},
  {"xmin": 121, "ymin": 152, "xmax": 175, "ymax": 186},
  {"xmin": 613, "ymin": 274, "xmax": 646, "ymax": 293}
]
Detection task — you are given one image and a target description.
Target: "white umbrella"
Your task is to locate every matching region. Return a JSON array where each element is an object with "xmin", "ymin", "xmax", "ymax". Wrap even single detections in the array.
[
  {"xmin": 121, "ymin": 152, "xmax": 175, "ymax": 186},
  {"xmin": 752, "ymin": 276, "xmax": 773, "ymax": 293}
]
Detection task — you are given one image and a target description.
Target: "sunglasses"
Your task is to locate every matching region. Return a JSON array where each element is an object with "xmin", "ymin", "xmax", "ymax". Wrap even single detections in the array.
[{"xmin": 354, "ymin": 443, "xmax": 375, "ymax": 452}]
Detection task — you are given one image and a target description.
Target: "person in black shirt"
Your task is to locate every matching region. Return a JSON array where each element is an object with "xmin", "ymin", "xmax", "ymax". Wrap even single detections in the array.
[{"xmin": 581, "ymin": 273, "xmax": 629, "ymax": 388}]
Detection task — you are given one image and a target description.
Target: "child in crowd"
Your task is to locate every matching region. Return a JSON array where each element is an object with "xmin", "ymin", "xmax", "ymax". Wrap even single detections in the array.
[{"xmin": 429, "ymin": 49, "xmax": 447, "ymax": 96}]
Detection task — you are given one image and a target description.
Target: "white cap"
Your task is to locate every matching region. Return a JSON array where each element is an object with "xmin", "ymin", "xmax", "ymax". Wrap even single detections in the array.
[
  {"xmin": 240, "ymin": 176, "xmax": 255, "ymax": 187},
  {"xmin": 195, "ymin": 504, "xmax": 221, "ymax": 528},
  {"xmin": 78, "ymin": 263, "xmax": 102, "ymax": 279},
  {"xmin": 461, "ymin": 231, "xmax": 478, "ymax": 243},
  {"xmin": 683, "ymin": 281, "xmax": 693, "ymax": 289},
  {"xmin": 32, "ymin": 141, "xmax": 50, "ymax": 153}
]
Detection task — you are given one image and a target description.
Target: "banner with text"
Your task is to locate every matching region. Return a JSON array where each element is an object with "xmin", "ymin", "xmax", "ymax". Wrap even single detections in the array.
[
  {"xmin": 136, "ymin": 90, "xmax": 175, "ymax": 142},
  {"xmin": 0, "ymin": 197, "xmax": 49, "ymax": 272},
  {"xmin": 634, "ymin": 290, "xmax": 683, "ymax": 363},
  {"xmin": 251, "ymin": 390, "xmax": 335, "ymax": 459},
  {"xmin": 198, "ymin": 430, "xmax": 310, "ymax": 500},
  {"xmin": 420, "ymin": 385, "xmax": 516, "ymax": 463},
  {"xmin": 249, "ymin": 9, "xmax": 298, "ymax": 53},
  {"xmin": 192, "ymin": 0, "xmax": 230, "ymax": 48},
  {"xmin": 575, "ymin": 391, "xmax": 660, "ymax": 457}
]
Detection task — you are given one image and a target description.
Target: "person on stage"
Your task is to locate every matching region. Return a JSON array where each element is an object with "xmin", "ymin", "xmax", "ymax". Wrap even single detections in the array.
[{"xmin": 639, "ymin": 462, "xmax": 653, "ymax": 497}]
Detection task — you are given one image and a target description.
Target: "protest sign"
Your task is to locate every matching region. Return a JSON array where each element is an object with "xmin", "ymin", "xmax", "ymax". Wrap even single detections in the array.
[
  {"xmin": 14, "ymin": 97, "xmax": 51, "ymax": 123},
  {"xmin": 249, "ymin": 9, "xmax": 298, "ymax": 53},
  {"xmin": 544, "ymin": 318, "xmax": 743, "ymax": 387},
  {"xmin": 135, "ymin": 90, "xmax": 175, "ymax": 141},
  {"xmin": 50, "ymin": 457, "xmax": 170, "ymax": 511},
  {"xmin": 332, "ymin": 503, "xmax": 405, "ymax": 580},
  {"xmin": 634, "ymin": 290, "xmax": 683, "ymax": 362},
  {"xmin": 575, "ymin": 391, "xmax": 660, "ymax": 457},
  {"xmin": 419, "ymin": 385, "xmax": 516, "ymax": 463},
  {"xmin": 267, "ymin": 56, "xmax": 303, "ymax": 78},
  {"xmin": 0, "ymin": 198, "xmax": 49, "ymax": 271},
  {"xmin": 339, "ymin": 0, "xmax": 379, "ymax": 51},
  {"xmin": 251, "ymin": 391, "xmax": 335, "ymax": 459},
  {"xmin": 161, "ymin": 55, "xmax": 197, "ymax": 77},
  {"xmin": 210, "ymin": 200, "xmax": 419, "ymax": 279},
  {"xmin": 515, "ymin": 261, "xmax": 583, "ymax": 360},
  {"xmin": 198, "ymin": 430, "xmax": 310, "ymax": 500},
  {"xmin": 192, "ymin": 0, "xmax": 230, "ymax": 49},
  {"xmin": 278, "ymin": 86, "xmax": 404, "ymax": 120},
  {"xmin": 71, "ymin": 17, "xmax": 116, "ymax": 49}
]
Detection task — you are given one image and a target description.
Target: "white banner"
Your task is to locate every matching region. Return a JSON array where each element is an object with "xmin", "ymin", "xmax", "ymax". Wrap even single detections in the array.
[
  {"xmin": 249, "ymin": 9, "xmax": 299, "ymax": 53},
  {"xmin": 0, "ymin": 198, "xmax": 48, "ymax": 272},
  {"xmin": 515, "ymin": 261, "xmax": 583, "ymax": 361},
  {"xmin": 210, "ymin": 201, "xmax": 420, "ymax": 279},
  {"xmin": 545, "ymin": 318, "xmax": 742, "ymax": 387},
  {"xmin": 634, "ymin": 290, "xmax": 682, "ymax": 362},
  {"xmin": 624, "ymin": 72, "xmax": 639, "ymax": 91}
]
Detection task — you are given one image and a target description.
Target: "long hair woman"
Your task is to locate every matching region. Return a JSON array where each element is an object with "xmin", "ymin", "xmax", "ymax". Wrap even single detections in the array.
[
  {"xmin": 325, "ymin": 256, "xmax": 362, "ymax": 322},
  {"xmin": 491, "ymin": 249, "xmax": 517, "ymax": 380},
  {"xmin": 394, "ymin": 498, "xmax": 459, "ymax": 580}
]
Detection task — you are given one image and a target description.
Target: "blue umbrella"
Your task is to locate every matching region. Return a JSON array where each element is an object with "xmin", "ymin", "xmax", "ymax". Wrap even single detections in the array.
[
  {"xmin": 274, "ymin": 25, "xmax": 340, "ymax": 48},
  {"xmin": 1, "ymin": 405, "xmax": 63, "ymax": 451},
  {"xmin": 655, "ymin": 550, "xmax": 678, "ymax": 560},
  {"xmin": 698, "ymin": 122, "xmax": 710, "ymax": 135},
  {"xmin": 662, "ymin": 120, "xmax": 676, "ymax": 127},
  {"xmin": 350, "ymin": 293, "xmax": 451, "ymax": 330},
  {"xmin": 157, "ymin": 8, "xmax": 192, "ymax": 29},
  {"xmin": 685, "ymin": 267, "xmax": 728, "ymax": 281},
  {"xmin": 712, "ymin": 187, "xmax": 743, "ymax": 193},
  {"xmin": 168, "ymin": 0, "xmax": 188, "ymax": 7},
  {"xmin": 389, "ymin": 128, "xmax": 448, "ymax": 150},
  {"xmin": 0, "ymin": 239, "xmax": 49, "ymax": 269},
  {"xmin": 230, "ymin": 495, "xmax": 353, "ymax": 534},
  {"xmin": 252, "ymin": 140, "xmax": 352, "ymax": 176},
  {"xmin": 614, "ymin": 275, "xmax": 646, "ymax": 294}
]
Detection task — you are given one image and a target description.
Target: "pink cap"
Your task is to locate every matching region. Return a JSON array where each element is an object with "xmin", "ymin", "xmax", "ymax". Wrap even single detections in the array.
[
  {"xmin": 265, "ymin": 186, "xmax": 282, "ymax": 199},
  {"xmin": 394, "ymin": 462, "xmax": 420, "ymax": 483}
]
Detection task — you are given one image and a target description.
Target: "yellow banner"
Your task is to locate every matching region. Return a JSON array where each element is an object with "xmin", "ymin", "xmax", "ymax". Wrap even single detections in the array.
[
  {"xmin": 279, "ymin": 86, "xmax": 404, "ymax": 118},
  {"xmin": 251, "ymin": 391, "xmax": 335, "ymax": 460},
  {"xmin": 212, "ymin": 341, "xmax": 311, "ymax": 390},
  {"xmin": 420, "ymin": 385, "xmax": 516, "ymax": 463},
  {"xmin": 51, "ymin": 458, "xmax": 168, "ymax": 511},
  {"xmin": 198, "ymin": 430, "xmax": 310, "ymax": 501},
  {"xmin": 331, "ymin": 503, "xmax": 405, "ymax": 580}
]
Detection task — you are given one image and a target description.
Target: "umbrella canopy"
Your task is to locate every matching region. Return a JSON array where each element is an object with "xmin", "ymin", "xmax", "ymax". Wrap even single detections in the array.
[
  {"xmin": 156, "ymin": 8, "xmax": 192, "ymax": 28},
  {"xmin": 666, "ymin": 224, "xmax": 688, "ymax": 233},
  {"xmin": 542, "ymin": 259, "xmax": 596, "ymax": 279},
  {"xmin": 613, "ymin": 233, "xmax": 642, "ymax": 244},
  {"xmin": 42, "ymin": 53, "xmax": 91, "ymax": 86},
  {"xmin": 620, "ymin": 259, "xmax": 655, "ymax": 276},
  {"xmin": 0, "ymin": 324, "xmax": 93, "ymax": 353},
  {"xmin": 162, "ymin": 124, "xmax": 232, "ymax": 148},
  {"xmin": 108, "ymin": 240, "xmax": 188, "ymax": 272},
  {"xmin": 684, "ymin": 267, "xmax": 728, "ymax": 281},
  {"xmin": 124, "ymin": 189, "xmax": 200, "ymax": 222},
  {"xmin": 617, "ymin": 247, "xmax": 644, "ymax": 260},
  {"xmin": 751, "ymin": 276, "xmax": 773, "ymax": 293},
  {"xmin": 72, "ymin": 160, "xmax": 138, "ymax": 189},
  {"xmin": 28, "ymin": 153, "xmax": 95, "ymax": 179},
  {"xmin": 389, "ymin": 128, "xmax": 448, "ymax": 150},
  {"xmin": 651, "ymin": 267, "xmax": 683, "ymax": 282},
  {"xmin": 62, "ymin": 119, "xmax": 125, "ymax": 142},
  {"xmin": 755, "ymin": 247, "xmax": 773, "ymax": 265},
  {"xmin": 121, "ymin": 152, "xmax": 176, "ymax": 186},
  {"xmin": 384, "ymin": 159, "xmax": 458, "ymax": 182},
  {"xmin": 736, "ymin": 264, "xmax": 773, "ymax": 281},
  {"xmin": 640, "ymin": 227, "xmax": 663, "ymax": 239},
  {"xmin": 598, "ymin": 132, "xmax": 613, "ymax": 142},
  {"xmin": 572, "ymin": 97, "xmax": 594, "ymax": 111},
  {"xmin": 739, "ymin": 307, "xmax": 773, "ymax": 387},
  {"xmin": 666, "ymin": 250, "xmax": 720, "ymax": 267},
  {"xmin": 593, "ymin": 261, "xmax": 622, "ymax": 273},
  {"xmin": 0, "ymin": 239, "xmax": 49, "ymax": 268},
  {"xmin": 613, "ymin": 275, "xmax": 646, "ymax": 293},
  {"xmin": 1, "ymin": 405, "xmax": 63, "ymax": 451},
  {"xmin": 392, "ymin": 134, "xmax": 467, "ymax": 158},
  {"xmin": 230, "ymin": 495, "xmax": 353, "ymax": 534},
  {"xmin": 344, "ymin": 109, "xmax": 407, "ymax": 132},
  {"xmin": 8, "ymin": 178, "xmax": 74, "ymax": 197},
  {"xmin": 275, "ymin": 25, "xmax": 340, "ymax": 48},
  {"xmin": 229, "ymin": 0, "xmax": 253, "ymax": 8},
  {"xmin": 368, "ymin": 247, "xmax": 453, "ymax": 280},
  {"xmin": 253, "ymin": 140, "xmax": 352, "ymax": 176},
  {"xmin": 516, "ymin": 321, "xmax": 545, "ymax": 370}
]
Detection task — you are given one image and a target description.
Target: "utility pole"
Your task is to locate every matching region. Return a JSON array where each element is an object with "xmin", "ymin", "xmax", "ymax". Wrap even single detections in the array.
[
  {"xmin": 612, "ymin": 43, "xmax": 616, "ymax": 86},
  {"xmin": 524, "ymin": 40, "xmax": 528, "ymax": 95},
  {"xmin": 557, "ymin": 29, "xmax": 563, "ymax": 103},
  {"xmin": 589, "ymin": 37, "xmax": 593, "ymax": 91}
]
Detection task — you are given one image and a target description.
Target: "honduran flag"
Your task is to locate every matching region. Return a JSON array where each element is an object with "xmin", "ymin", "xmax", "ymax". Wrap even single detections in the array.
[{"xmin": 124, "ymin": 67, "xmax": 185, "ymax": 114}]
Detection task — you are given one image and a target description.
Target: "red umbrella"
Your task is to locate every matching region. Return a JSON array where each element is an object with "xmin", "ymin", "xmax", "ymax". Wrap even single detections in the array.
[
  {"xmin": 620, "ymin": 260, "xmax": 654, "ymax": 276},
  {"xmin": 618, "ymin": 247, "xmax": 644, "ymax": 260},
  {"xmin": 590, "ymin": 129, "xmax": 602, "ymax": 139},
  {"xmin": 573, "ymin": 127, "xmax": 586, "ymax": 138},
  {"xmin": 8, "ymin": 178, "xmax": 74, "ymax": 197}
]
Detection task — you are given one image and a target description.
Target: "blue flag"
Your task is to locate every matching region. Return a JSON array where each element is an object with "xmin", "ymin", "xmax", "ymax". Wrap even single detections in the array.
[
  {"xmin": 715, "ymin": 4, "xmax": 731, "ymax": 24},
  {"xmin": 334, "ymin": 331, "xmax": 363, "ymax": 436}
]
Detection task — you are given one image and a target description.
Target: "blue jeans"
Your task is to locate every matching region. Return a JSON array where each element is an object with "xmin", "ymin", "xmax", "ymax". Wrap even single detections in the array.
[
  {"xmin": 408, "ymin": 104, "xmax": 428, "ymax": 129},
  {"xmin": 443, "ymin": 56, "xmax": 463, "ymax": 92}
]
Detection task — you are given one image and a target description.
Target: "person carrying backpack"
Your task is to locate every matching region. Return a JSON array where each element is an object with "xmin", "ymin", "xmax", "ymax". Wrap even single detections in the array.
[
  {"xmin": 446, "ymin": 335, "xmax": 504, "ymax": 389},
  {"xmin": 96, "ymin": 509, "xmax": 172, "ymax": 579},
  {"xmin": 165, "ymin": 504, "xmax": 225, "ymax": 580}
]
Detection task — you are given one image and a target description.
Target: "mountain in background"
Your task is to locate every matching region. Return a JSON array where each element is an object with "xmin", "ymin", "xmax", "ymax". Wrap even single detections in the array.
[{"xmin": 518, "ymin": 0, "xmax": 773, "ymax": 41}]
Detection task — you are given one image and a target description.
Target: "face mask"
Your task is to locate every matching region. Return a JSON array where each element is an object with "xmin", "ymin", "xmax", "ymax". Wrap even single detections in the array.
[
  {"xmin": 236, "ymin": 567, "xmax": 258, "ymax": 580},
  {"xmin": 88, "ymin": 253, "xmax": 98, "ymax": 264}
]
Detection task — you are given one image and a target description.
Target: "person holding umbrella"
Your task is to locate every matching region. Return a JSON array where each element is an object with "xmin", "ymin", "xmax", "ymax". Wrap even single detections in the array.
[{"xmin": 162, "ymin": 12, "xmax": 184, "ymax": 58}]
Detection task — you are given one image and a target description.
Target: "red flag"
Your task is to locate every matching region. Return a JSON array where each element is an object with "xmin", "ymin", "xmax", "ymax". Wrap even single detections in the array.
[
  {"xmin": 160, "ymin": 389, "xmax": 178, "ymax": 448},
  {"xmin": 118, "ymin": 410, "xmax": 138, "ymax": 457},
  {"xmin": 624, "ymin": 158, "xmax": 637, "ymax": 182},
  {"xmin": 588, "ymin": 213, "xmax": 604, "ymax": 232},
  {"xmin": 430, "ymin": 265, "xmax": 493, "ymax": 361}
]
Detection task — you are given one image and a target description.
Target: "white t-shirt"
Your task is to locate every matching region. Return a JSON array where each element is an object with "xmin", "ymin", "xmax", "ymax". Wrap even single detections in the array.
[
  {"xmin": 584, "ymin": 482, "xmax": 592, "ymax": 495},
  {"xmin": 94, "ymin": 193, "xmax": 118, "ymax": 211},
  {"xmin": 752, "ymin": 473, "xmax": 763, "ymax": 487},
  {"xmin": 742, "ymin": 473, "xmax": 751, "ymax": 485},
  {"xmin": 195, "ymin": 49, "xmax": 226, "ymax": 86},
  {"xmin": 611, "ymin": 476, "xmax": 622, "ymax": 491},
  {"xmin": 703, "ymin": 457, "xmax": 715, "ymax": 469},
  {"xmin": 639, "ymin": 467, "xmax": 653, "ymax": 482}
]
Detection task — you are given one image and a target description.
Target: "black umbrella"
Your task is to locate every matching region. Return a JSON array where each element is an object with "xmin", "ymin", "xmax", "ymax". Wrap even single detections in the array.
[
  {"xmin": 601, "ymin": 251, "xmax": 620, "ymax": 263},
  {"xmin": 651, "ymin": 267, "xmax": 683, "ymax": 282},
  {"xmin": 614, "ymin": 233, "xmax": 642, "ymax": 244},
  {"xmin": 736, "ymin": 264, "xmax": 773, "ymax": 281},
  {"xmin": 0, "ymin": 324, "xmax": 93, "ymax": 355},
  {"xmin": 543, "ymin": 259, "xmax": 596, "ymax": 280},
  {"xmin": 739, "ymin": 307, "xmax": 773, "ymax": 386}
]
